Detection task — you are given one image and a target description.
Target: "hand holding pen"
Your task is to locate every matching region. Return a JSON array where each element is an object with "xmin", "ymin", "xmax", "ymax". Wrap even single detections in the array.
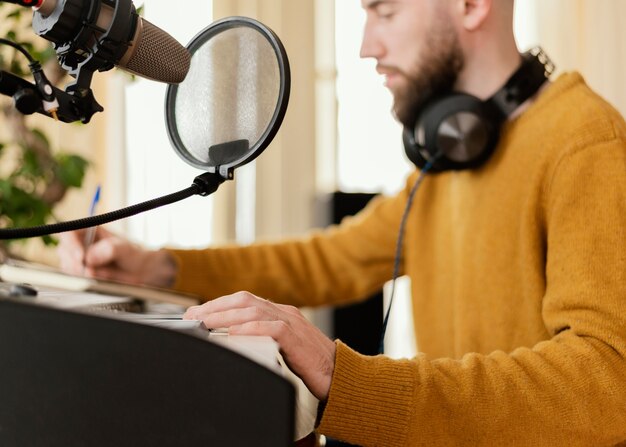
[{"xmin": 57, "ymin": 218, "xmax": 178, "ymax": 286}]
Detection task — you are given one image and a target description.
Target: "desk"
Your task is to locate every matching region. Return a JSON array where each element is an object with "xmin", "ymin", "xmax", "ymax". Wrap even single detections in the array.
[{"xmin": 0, "ymin": 294, "xmax": 299, "ymax": 446}]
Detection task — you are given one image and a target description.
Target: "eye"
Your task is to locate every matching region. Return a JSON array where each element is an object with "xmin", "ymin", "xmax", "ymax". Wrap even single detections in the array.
[{"xmin": 375, "ymin": 4, "xmax": 397, "ymax": 20}]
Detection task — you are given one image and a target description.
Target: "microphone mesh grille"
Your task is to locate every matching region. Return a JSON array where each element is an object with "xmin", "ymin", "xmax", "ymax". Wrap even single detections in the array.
[{"xmin": 125, "ymin": 19, "xmax": 191, "ymax": 84}]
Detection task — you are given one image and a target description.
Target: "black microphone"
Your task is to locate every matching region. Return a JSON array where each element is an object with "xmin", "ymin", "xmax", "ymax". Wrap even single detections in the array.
[{"xmin": 29, "ymin": 0, "xmax": 191, "ymax": 89}]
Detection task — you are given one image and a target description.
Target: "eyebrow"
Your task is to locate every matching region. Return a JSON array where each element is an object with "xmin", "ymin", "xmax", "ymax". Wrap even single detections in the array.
[
  {"xmin": 364, "ymin": 0, "xmax": 402, "ymax": 13},
  {"xmin": 363, "ymin": 0, "xmax": 393, "ymax": 10}
]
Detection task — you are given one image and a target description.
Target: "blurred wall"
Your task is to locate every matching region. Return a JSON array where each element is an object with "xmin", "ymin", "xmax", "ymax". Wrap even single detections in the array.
[{"xmin": 518, "ymin": 0, "xmax": 626, "ymax": 116}]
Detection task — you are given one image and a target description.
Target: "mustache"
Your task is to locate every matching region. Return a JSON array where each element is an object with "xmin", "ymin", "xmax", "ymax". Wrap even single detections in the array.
[{"xmin": 376, "ymin": 64, "xmax": 407, "ymax": 77}]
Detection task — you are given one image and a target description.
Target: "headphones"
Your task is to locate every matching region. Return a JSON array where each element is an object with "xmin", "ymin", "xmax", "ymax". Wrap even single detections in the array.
[{"xmin": 403, "ymin": 47, "xmax": 554, "ymax": 172}]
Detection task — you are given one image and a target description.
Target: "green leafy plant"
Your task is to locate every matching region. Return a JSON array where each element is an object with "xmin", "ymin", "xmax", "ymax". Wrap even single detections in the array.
[{"xmin": 0, "ymin": 5, "xmax": 89, "ymax": 256}]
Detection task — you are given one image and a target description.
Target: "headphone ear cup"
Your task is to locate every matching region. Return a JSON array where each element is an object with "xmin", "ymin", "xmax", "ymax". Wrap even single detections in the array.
[
  {"xmin": 404, "ymin": 93, "xmax": 502, "ymax": 172},
  {"xmin": 403, "ymin": 125, "xmax": 431, "ymax": 170}
]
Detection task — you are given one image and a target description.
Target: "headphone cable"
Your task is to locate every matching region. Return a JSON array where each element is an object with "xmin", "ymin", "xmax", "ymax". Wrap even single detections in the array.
[{"xmin": 378, "ymin": 154, "xmax": 439, "ymax": 354}]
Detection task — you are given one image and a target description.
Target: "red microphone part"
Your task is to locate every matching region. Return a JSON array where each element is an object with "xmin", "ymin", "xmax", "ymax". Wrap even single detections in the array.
[{"xmin": 9, "ymin": 0, "xmax": 43, "ymax": 6}]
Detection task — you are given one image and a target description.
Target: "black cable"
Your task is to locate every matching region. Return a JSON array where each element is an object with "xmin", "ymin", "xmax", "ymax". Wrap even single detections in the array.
[
  {"xmin": 0, "ymin": 37, "xmax": 36, "ymax": 64},
  {"xmin": 0, "ymin": 185, "xmax": 200, "ymax": 240},
  {"xmin": 0, "ymin": 38, "xmax": 51, "ymax": 90},
  {"xmin": 0, "ymin": 172, "xmax": 225, "ymax": 239},
  {"xmin": 378, "ymin": 156, "xmax": 439, "ymax": 354}
]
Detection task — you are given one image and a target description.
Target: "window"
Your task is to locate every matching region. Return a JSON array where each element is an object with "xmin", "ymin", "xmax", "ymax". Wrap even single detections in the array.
[
  {"xmin": 335, "ymin": 2, "xmax": 412, "ymax": 195},
  {"xmin": 124, "ymin": 1, "xmax": 214, "ymax": 249}
]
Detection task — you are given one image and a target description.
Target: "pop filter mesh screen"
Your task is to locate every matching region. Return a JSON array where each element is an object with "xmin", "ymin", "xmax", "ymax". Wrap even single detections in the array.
[{"xmin": 173, "ymin": 27, "xmax": 281, "ymax": 166}]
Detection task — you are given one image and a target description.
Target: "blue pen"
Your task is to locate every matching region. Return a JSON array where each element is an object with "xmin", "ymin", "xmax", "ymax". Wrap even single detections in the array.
[
  {"xmin": 83, "ymin": 184, "xmax": 102, "ymax": 274},
  {"xmin": 88, "ymin": 184, "xmax": 101, "ymax": 218}
]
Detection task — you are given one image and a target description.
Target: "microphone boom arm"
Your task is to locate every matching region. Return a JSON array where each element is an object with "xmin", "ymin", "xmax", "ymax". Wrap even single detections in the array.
[{"xmin": 0, "ymin": 69, "xmax": 103, "ymax": 123}]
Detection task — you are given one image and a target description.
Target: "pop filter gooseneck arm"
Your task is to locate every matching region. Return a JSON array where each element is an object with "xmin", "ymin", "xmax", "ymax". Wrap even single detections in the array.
[{"xmin": 0, "ymin": 172, "xmax": 225, "ymax": 240}]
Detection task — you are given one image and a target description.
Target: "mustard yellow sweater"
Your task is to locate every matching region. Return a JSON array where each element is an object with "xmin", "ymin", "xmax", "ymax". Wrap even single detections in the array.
[{"xmin": 168, "ymin": 73, "xmax": 626, "ymax": 446}]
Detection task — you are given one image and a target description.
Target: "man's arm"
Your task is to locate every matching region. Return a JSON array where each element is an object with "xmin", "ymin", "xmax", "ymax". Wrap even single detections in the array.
[
  {"xmin": 58, "ymin": 175, "xmax": 415, "ymax": 309},
  {"xmin": 167, "ymin": 185, "xmax": 414, "ymax": 307}
]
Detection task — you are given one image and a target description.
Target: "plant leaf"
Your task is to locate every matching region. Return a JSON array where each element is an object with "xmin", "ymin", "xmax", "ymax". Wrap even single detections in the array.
[
  {"xmin": 54, "ymin": 153, "xmax": 89, "ymax": 187},
  {"xmin": 30, "ymin": 128, "xmax": 51, "ymax": 149}
]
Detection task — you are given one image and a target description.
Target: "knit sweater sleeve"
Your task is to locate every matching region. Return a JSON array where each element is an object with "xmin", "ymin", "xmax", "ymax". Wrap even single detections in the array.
[
  {"xmin": 318, "ymin": 139, "xmax": 626, "ymax": 446},
  {"xmin": 165, "ymin": 179, "xmax": 416, "ymax": 307}
]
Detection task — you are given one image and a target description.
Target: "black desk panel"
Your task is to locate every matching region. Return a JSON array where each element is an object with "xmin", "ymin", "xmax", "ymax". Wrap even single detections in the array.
[{"xmin": 0, "ymin": 298, "xmax": 295, "ymax": 446}]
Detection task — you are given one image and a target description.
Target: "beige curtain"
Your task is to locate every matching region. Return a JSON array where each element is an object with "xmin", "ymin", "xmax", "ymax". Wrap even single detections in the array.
[
  {"xmin": 212, "ymin": 0, "xmax": 318, "ymax": 241},
  {"xmin": 526, "ymin": 0, "xmax": 626, "ymax": 116}
]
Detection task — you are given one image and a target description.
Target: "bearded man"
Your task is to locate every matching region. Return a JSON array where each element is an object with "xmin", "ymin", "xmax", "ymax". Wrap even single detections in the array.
[{"xmin": 59, "ymin": 1, "xmax": 626, "ymax": 445}]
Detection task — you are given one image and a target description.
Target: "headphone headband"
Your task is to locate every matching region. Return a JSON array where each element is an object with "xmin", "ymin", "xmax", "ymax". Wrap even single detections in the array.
[{"xmin": 490, "ymin": 47, "xmax": 554, "ymax": 117}]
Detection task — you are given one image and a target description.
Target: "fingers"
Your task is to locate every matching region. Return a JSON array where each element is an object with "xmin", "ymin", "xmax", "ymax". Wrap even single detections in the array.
[
  {"xmin": 184, "ymin": 292, "xmax": 276, "ymax": 327},
  {"xmin": 184, "ymin": 291, "xmax": 267, "ymax": 318},
  {"xmin": 94, "ymin": 226, "xmax": 113, "ymax": 240},
  {"xmin": 84, "ymin": 231, "xmax": 136, "ymax": 269},
  {"xmin": 57, "ymin": 230, "xmax": 87, "ymax": 274},
  {"xmin": 57, "ymin": 227, "xmax": 117, "ymax": 275},
  {"xmin": 228, "ymin": 319, "xmax": 291, "ymax": 339},
  {"xmin": 84, "ymin": 237, "xmax": 118, "ymax": 267},
  {"xmin": 204, "ymin": 306, "xmax": 280, "ymax": 329},
  {"xmin": 183, "ymin": 291, "xmax": 336, "ymax": 400}
]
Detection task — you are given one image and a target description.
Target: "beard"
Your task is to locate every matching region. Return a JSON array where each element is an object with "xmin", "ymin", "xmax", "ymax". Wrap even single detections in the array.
[{"xmin": 390, "ymin": 20, "xmax": 465, "ymax": 128}]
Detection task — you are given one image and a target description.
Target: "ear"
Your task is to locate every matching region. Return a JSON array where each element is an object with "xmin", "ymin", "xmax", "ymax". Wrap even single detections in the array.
[{"xmin": 458, "ymin": 0, "xmax": 492, "ymax": 31}]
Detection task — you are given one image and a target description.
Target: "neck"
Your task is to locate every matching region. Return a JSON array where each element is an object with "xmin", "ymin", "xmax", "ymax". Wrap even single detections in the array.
[
  {"xmin": 453, "ymin": 0, "xmax": 521, "ymax": 101},
  {"xmin": 455, "ymin": 38, "xmax": 522, "ymax": 99}
]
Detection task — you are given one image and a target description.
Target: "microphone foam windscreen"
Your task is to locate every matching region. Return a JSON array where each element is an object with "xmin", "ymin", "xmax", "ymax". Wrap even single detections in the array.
[{"xmin": 125, "ymin": 18, "xmax": 191, "ymax": 84}]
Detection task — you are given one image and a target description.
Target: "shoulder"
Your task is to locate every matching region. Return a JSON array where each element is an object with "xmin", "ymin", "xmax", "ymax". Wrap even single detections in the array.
[
  {"xmin": 498, "ymin": 72, "xmax": 626, "ymax": 179},
  {"xmin": 528, "ymin": 72, "xmax": 626, "ymax": 150}
]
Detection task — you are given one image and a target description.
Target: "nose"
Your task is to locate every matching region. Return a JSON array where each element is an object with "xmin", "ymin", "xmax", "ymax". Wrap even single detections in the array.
[{"xmin": 359, "ymin": 21, "xmax": 384, "ymax": 60}]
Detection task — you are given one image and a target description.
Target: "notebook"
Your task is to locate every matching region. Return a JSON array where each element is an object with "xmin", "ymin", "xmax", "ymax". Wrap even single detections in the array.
[{"xmin": 0, "ymin": 259, "xmax": 203, "ymax": 308}]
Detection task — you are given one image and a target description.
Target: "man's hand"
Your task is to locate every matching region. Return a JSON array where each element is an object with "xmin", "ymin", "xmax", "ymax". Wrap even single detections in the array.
[
  {"xmin": 57, "ymin": 227, "xmax": 177, "ymax": 287},
  {"xmin": 183, "ymin": 291, "xmax": 336, "ymax": 401}
]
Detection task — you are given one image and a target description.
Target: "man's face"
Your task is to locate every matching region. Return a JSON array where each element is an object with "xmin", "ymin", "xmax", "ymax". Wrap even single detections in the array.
[{"xmin": 360, "ymin": 0, "xmax": 464, "ymax": 128}]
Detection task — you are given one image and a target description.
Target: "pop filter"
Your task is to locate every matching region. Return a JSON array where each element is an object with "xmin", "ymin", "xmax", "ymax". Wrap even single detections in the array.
[{"xmin": 165, "ymin": 16, "xmax": 290, "ymax": 179}]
